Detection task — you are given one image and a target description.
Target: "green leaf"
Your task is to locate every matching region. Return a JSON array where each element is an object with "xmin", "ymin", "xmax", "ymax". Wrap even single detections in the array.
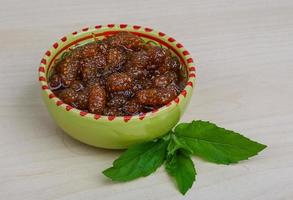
[
  {"xmin": 165, "ymin": 151, "xmax": 196, "ymax": 195},
  {"xmin": 103, "ymin": 139, "xmax": 168, "ymax": 181},
  {"xmin": 174, "ymin": 120, "xmax": 267, "ymax": 164},
  {"xmin": 167, "ymin": 133, "xmax": 193, "ymax": 157}
]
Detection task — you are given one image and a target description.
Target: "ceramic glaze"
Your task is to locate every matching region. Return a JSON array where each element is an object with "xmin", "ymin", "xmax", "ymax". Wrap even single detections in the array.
[{"xmin": 38, "ymin": 24, "xmax": 196, "ymax": 149}]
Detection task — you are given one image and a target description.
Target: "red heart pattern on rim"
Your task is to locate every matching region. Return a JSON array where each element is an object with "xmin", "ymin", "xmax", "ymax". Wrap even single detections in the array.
[
  {"xmin": 41, "ymin": 58, "xmax": 47, "ymax": 64},
  {"xmin": 42, "ymin": 85, "xmax": 49, "ymax": 90},
  {"xmin": 176, "ymin": 43, "xmax": 183, "ymax": 48},
  {"xmin": 61, "ymin": 36, "xmax": 67, "ymax": 42},
  {"xmin": 39, "ymin": 76, "xmax": 46, "ymax": 81},
  {"xmin": 82, "ymin": 27, "xmax": 89, "ymax": 32},
  {"xmin": 108, "ymin": 116, "xmax": 116, "ymax": 121},
  {"xmin": 120, "ymin": 24, "xmax": 127, "ymax": 28},
  {"xmin": 53, "ymin": 42, "xmax": 59, "ymax": 49},
  {"xmin": 168, "ymin": 37, "xmax": 175, "ymax": 42},
  {"xmin": 181, "ymin": 90, "xmax": 187, "ymax": 97},
  {"xmin": 133, "ymin": 25, "xmax": 141, "ymax": 30},
  {"xmin": 94, "ymin": 114, "xmax": 101, "ymax": 120},
  {"xmin": 80, "ymin": 111, "xmax": 88, "ymax": 116},
  {"xmin": 145, "ymin": 27, "xmax": 153, "ymax": 32},
  {"xmin": 45, "ymin": 50, "xmax": 51, "ymax": 56},
  {"xmin": 39, "ymin": 66, "xmax": 45, "ymax": 72},
  {"xmin": 56, "ymin": 101, "xmax": 63, "ymax": 106},
  {"xmin": 189, "ymin": 73, "xmax": 196, "ymax": 78},
  {"xmin": 187, "ymin": 58, "xmax": 193, "ymax": 63},
  {"xmin": 189, "ymin": 66, "xmax": 196, "ymax": 71},
  {"xmin": 124, "ymin": 116, "xmax": 132, "ymax": 122},
  {"xmin": 183, "ymin": 50, "xmax": 189, "ymax": 56},
  {"xmin": 158, "ymin": 32, "xmax": 166, "ymax": 37},
  {"xmin": 48, "ymin": 93, "xmax": 55, "ymax": 99},
  {"xmin": 66, "ymin": 105, "xmax": 73, "ymax": 111}
]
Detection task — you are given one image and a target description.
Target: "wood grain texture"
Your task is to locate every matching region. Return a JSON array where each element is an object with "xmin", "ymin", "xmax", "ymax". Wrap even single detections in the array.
[{"xmin": 0, "ymin": 0, "xmax": 293, "ymax": 199}]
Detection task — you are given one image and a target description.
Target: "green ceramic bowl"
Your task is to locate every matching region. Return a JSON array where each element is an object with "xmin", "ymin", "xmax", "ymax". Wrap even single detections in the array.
[{"xmin": 38, "ymin": 24, "xmax": 196, "ymax": 149}]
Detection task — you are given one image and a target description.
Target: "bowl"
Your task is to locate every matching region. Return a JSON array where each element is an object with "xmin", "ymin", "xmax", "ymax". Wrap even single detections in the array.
[{"xmin": 38, "ymin": 24, "xmax": 196, "ymax": 149}]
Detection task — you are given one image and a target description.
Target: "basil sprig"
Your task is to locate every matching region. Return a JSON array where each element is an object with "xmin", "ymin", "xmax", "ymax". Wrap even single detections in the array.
[{"xmin": 103, "ymin": 120, "xmax": 266, "ymax": 195}]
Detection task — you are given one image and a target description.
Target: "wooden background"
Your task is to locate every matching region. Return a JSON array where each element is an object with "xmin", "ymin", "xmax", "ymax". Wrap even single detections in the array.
[{"xmin": 0, "ymin": 0, "xmax": 292, "ymax": 199}]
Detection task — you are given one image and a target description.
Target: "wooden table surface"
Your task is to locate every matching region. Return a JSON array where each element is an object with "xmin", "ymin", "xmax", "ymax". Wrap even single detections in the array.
[{"xmin": 1, "ymin": 0, "xmax": 293, "ymax": 199}]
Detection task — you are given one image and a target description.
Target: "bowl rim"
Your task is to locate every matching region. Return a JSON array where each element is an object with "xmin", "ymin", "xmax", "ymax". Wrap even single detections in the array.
[{"xmin": 38, "ymin": 24, "xmax": 196, "ymax": 122}]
